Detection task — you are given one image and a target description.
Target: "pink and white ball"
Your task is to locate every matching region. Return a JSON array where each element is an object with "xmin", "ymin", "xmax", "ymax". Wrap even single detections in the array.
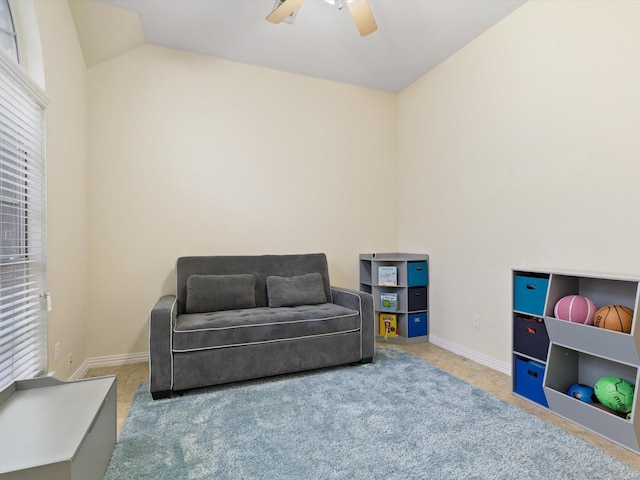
[{"xmin": 554, "ymin": 295, "xmax": 597, "ymax": 325}]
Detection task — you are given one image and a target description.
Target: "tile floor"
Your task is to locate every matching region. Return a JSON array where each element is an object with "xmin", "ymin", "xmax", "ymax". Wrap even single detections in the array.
[{"xmin": 84, "ymin": 342, "xmax": 640, "ymax": 471}]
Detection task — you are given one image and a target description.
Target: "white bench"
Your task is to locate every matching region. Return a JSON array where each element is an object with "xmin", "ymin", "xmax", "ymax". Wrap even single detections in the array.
[{"xmin": 0, "ymin": 376, "xmax": 116, "ymax": 480}]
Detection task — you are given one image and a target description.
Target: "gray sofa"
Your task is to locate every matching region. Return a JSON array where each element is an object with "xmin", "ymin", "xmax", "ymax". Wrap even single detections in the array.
[{"xmin": 149, "ymin": 253, "xmax": 374, "ymax": 399}]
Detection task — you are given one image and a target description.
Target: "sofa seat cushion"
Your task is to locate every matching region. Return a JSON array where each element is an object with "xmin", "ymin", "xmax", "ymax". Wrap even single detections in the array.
[{"xmin": 172, "ymin": 303, "xmax": 360, "ymax": 352}]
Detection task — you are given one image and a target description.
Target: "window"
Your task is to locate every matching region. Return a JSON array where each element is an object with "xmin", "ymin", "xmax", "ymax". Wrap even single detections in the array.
[
  {"xmin": 0, "ymin": 0, "xmax": 17, "ymax": 63},
  {"xmin": 0, "ymin": 0, "xmax": 47, "ymax": 390}
]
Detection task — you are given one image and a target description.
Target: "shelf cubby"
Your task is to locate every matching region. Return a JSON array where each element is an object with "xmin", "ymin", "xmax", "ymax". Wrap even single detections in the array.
[{"xmin": 544, "ymin": 344, "xmax": 639, "ymax": 451}]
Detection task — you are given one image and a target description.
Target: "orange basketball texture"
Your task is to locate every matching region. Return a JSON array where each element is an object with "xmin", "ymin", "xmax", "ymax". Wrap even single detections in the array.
[{"xmin": 593, "ymin": 305, "xmax": 633, "ymax": 333}]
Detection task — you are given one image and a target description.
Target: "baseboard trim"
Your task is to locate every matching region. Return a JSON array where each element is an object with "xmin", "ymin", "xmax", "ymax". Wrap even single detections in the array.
[
  {"xmin": 69, "ymin": 352, "xmax": 149, "ymax": 381},
  {"xmin": 67, "ymin": 342, "xmax": 510, "ymax": 382},
  {"xmin": 429, "ymin": 335, "xmax": 511, "ymax": 376}
]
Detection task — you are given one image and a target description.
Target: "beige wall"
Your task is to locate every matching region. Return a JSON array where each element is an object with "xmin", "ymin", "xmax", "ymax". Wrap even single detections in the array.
[
  {"xmin": 33, "ymin": 0, "xmax": 89, "ymax": 378},
  {"xmin": 398, "ymin": 0, "xmax": 640, "ymax": 368},
  {"xmin": 86, "ymin": 45, "xmax": 397, "ymax": 357},
  {"xmin": 30, "ymin": 0, "xmax": 640, "ymax": 372}
]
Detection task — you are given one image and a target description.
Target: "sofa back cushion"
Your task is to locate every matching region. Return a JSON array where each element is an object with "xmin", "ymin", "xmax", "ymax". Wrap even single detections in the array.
[
  {"xmin": 266, "ymin": 273, "xmax": 327, "ymax": 307},
  {"xmin": 186, "ymin": 274, "xmax": 256, "ymax": 313},
  {"xmin": 176, "ymin": 254, "xmax": 331, "ymax": 314}
]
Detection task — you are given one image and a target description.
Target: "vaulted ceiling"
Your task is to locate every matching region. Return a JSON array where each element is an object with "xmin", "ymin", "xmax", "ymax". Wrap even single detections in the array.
[{"xmin": 70, "ymin": 0, "xmax": 526, "ymax": 92}]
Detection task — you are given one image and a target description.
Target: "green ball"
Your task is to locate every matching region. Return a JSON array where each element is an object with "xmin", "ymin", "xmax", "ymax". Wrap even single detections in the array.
[{"xmin": 594, "ymin": 376, "xmax": 634, "ymax": 414}]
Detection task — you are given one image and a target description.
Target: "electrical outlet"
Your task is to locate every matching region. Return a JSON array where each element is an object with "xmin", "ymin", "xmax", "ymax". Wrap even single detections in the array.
[
  {"xmin": 54, "ymin": 342, "xmax": 60, "ymax": 362},
  {"xmin": 67, "ymin": 353, "xmax": 73, "ymax": 372},
  {"xmin": 473, "ymin": 314, "xmax": 480, "ymax": 329}
]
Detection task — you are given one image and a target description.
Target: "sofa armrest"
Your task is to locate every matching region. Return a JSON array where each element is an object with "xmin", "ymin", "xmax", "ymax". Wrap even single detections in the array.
[
  {"xmin": 331, "ymin": 287, "xmax": 375, "ymax": 362},
  {"xmin": 149, "ymin": 295, "xmax": 177, "ymax": 399}
]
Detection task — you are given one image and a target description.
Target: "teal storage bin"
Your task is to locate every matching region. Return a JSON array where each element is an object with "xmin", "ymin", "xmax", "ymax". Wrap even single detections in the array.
[
  {"xmin": 515, "ymin": 358, "xmax": 548, "ymax": 407},
  {"xmin": 407, "ymin": 312, "xmax": 427, "ymax": 337},
  {"xmin": 513, "ymin": 275, "xmax": 549, "ymax": 316},
  {"xmin": 407, "ymin": 262, "xmax": 428, "ymax": 287}
]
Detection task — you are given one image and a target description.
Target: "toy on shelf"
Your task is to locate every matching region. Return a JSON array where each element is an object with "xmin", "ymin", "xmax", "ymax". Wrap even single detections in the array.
[
  {"xmin": 593, "ymin": 305, "xmax": 634, "ymax": 333},
  {"xmin": 594, "ymin": 376, "xmax": 634, "ymax": 414},
  {"xmin": 554, "ymin": 295, "xmax": 597, "ymax": 325},
  {"xmin": 567, "ymin": 383, "xmax": 595, "ymax": 403}
]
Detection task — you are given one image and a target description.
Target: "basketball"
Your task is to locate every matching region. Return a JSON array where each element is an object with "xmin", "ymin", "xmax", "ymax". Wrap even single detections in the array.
[
  {"xmin": 593, "ymin": 305, "xmax": 633, "ymax": 333},
  {"xmin": 553, "ymin": 295, "xmax": 597, "ymax": 325}
]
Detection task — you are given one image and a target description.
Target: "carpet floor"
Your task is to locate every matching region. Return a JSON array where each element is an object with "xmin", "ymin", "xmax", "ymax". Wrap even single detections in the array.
[{"xmin": 104, "ymin": 346, "xmax": 640, "ymax": 479}]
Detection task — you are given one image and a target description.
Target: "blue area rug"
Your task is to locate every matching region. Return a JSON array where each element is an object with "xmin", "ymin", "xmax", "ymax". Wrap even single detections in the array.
[{"xmin": 105, "ymin": 347, "xmax": 640, "ymax": 479}]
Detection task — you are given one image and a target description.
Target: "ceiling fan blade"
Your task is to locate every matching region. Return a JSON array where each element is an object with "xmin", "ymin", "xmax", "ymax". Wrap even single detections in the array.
[
  {"xmin": 346, "ymin": 0, "xmax": 377, "ymax": 36},
  {"xmin": 266, "ymin": 0, "xmax": 306, "ymax": 24}
]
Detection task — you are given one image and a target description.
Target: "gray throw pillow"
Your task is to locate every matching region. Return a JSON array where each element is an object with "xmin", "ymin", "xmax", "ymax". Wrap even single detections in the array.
[
  {"xmin": 186, "ymin": 274, "xmax": 256, "ymax": 313},
  {"xmin": 266, "ymin": 273, "xmax": 327, "ymax": 307}
]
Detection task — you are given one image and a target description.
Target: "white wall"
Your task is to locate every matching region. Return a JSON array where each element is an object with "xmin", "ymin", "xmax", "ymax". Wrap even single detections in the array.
[
  {"xmin": 86, "ymin": 45, "xmax": 397, "ymax": 357},
  {"xmin": 397, "ymin": 0, "xmax": 640, "ymax": 367},
  {"xmin": 33, "ymin": 0, "xmax": 89, "ymax": 378}
]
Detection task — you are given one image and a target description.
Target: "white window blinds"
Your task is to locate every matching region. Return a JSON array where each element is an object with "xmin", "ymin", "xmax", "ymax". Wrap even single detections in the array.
[{"xmin": 0, "ymin": 54, "xmax": 47, "ymax": 390}]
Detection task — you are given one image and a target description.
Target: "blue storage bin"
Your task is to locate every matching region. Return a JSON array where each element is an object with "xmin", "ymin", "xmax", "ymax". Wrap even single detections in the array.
[
  {"xmin": 408, "ymin": 312, "xmax": 428, "ymax": 337},
  {"xmin": 513, "ymin": 275, "xmax": 549, "ymax": 316},
  {"xmin": 407, "ymin": 262, "xmax": 428, "ymax": 287},
  {"xmin": 408, "ymin": 287, "xmax": 427, "ymax": 311},
  {"xmin": 513, "ymin": 316, "xmax": 549, "ymax": 362},
  {"xmin": 515, "ymin": 358, "xmax": 548, "ymax": 408}
]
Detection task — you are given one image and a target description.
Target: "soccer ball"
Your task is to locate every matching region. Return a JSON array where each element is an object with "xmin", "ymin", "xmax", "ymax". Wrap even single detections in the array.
[
  {"xmin": 594, "ymin": 376, "xmax": 635, "ymax": 414},
  {"xmin": 567, "ymin": 383, "xmax": 595, "ymax": 403}
]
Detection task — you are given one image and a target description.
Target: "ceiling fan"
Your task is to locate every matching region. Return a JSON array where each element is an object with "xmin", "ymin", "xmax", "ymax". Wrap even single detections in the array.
[{"xmin": 266, "ymin": 0, "xmax": 378, "ymax": 37}]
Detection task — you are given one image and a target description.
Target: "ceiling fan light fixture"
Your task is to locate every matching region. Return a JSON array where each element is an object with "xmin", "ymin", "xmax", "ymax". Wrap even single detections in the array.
[
  {"xmin": 324, "ymin": 0, "xmax": 354, "ymax": 9},
  {"xmin": 267, "ymin": 0, "xmax": 377, "ymax": 37},
  {"xmin": 268, "ymin": 0, "xmax": 304, "ymax": 24}
]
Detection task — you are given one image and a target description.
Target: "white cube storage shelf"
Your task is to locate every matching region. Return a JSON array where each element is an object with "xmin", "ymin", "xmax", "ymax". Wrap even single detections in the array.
[{"xmin": 512, "ymin": 268, "xmax": 640, "ymax": 454}]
